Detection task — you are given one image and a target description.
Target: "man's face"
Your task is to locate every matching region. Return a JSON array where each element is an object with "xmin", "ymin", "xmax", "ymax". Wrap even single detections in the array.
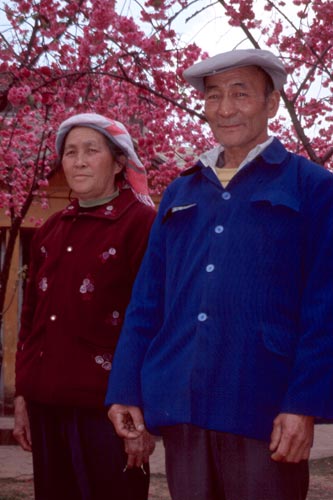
[{"xmin": 204, "ymin": 66, "xmax": 280, "ymax": 158}]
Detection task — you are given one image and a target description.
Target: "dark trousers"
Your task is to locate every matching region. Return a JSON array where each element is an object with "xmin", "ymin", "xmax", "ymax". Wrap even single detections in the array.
[
  {"xmin": 162, "ymin": 424, "xmax": 309, "ymax": 500},
  {"xmin": 28, "ymin": 402, "xmax": 149, "ymax": 500}
]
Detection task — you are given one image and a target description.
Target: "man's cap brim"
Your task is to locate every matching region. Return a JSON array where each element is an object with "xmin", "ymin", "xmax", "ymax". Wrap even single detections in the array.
[{"xmin": 183, "ymin": 49, "xmax": 287, "ymax": 92}]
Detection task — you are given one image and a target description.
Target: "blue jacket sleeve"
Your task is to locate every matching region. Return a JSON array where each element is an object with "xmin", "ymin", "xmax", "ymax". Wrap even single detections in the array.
[
  {"xmin": 105, "ymin": 190, "xmax": 170, "ymax": 407},
  {"xmin": 281, "ymin": 172, "xmax": 333, "ymax": 417}
]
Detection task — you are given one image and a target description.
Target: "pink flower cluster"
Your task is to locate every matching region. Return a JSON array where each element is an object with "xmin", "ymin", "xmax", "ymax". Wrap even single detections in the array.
[
  {"xmin": 0, "ymin": 0, "xmax": 331, "ymax": 222},
  {"xmin": 7, "ymin": 85, "xmax": 32, "ymax": 106}
]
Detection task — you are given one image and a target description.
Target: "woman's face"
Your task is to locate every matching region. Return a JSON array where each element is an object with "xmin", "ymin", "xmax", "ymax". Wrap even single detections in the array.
[{"xmin": 62, "ymin": 127, "xmax": 123, "ymax": 201}]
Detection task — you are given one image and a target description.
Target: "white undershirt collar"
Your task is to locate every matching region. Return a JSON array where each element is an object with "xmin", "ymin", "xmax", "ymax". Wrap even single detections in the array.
[{"xmin": 199, "ymin": 137, "xmax": 274, "ymax": 173}]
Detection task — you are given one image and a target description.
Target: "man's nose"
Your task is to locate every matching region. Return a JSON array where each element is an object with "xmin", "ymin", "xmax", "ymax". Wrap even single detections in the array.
[{"xmin": 217, "ymin": 96, "xmax": 237, "ymax": 116}]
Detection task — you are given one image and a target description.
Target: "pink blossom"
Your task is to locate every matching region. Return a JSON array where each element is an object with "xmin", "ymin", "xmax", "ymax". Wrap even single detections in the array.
[{"xmin": 7, "ymin": 85, "xmax": 32, "ymax": 106}]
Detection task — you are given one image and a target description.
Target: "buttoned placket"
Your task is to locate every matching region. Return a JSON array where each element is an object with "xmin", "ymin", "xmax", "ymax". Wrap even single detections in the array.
[{"xmin": 197, "ymin": 185, "xmax": 233, "ymax": 326}]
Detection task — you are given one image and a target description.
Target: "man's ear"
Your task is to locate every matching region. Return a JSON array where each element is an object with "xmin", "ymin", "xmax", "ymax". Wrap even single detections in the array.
[{"xmin": 267, "ymin": 90, "xmax": 281, "ymax": 119}]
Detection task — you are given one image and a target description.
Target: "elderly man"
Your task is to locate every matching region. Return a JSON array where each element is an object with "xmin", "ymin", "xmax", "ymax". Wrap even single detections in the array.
[{"xmin": 106, "ymin": 49, "xmax": 333, "ymax": 500}]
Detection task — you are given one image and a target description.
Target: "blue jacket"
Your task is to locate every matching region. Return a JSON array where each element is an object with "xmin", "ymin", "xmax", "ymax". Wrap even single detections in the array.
[{"xmin": 106, "ymin": 138, "xmax": 333, "ymax": 441}]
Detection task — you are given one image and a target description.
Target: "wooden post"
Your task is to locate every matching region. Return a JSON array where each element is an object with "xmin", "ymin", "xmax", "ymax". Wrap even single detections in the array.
[{"xmin": 2, "ymin": 235, "xmax": 19, "ymax": 413}]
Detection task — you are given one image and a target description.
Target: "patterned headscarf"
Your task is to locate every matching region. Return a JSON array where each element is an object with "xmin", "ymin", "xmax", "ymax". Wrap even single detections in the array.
[{"xmin": 55, "ymin": 113, "xmax": 154, "ymax": 207}]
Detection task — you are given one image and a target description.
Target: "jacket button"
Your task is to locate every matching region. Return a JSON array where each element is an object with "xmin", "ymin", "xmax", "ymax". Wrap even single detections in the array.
[
  {"xmin": 222, "ymin": 192, "xmax": 231, "ymax": 200},
  {"xmin": 66, "ymin": 246, "xmax": 73, "ymax": 252},
  {"xmin": 50, "ymin": 314, "xmax": 57, "ymax": 321}
]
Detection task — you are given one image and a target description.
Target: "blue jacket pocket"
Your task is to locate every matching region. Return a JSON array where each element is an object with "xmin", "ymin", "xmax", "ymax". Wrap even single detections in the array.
[
  {"xmin": 251, "ymin": 189, "xmax": 300, "ymax": 212},
  {"xmin": 162, "ymin": 203, "xmax": 197, "ymax": 223}
]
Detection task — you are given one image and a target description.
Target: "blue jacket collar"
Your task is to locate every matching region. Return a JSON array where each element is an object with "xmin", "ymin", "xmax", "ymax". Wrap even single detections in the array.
[{"xmin": 181, "ymin": 138, "xmax": 289, "ymax": 177}]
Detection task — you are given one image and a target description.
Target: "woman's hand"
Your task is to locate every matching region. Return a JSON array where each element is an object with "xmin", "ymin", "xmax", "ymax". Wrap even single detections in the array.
[{"xmin": 13, "ymin": 396, "xmax": 32, "ymax": 452}]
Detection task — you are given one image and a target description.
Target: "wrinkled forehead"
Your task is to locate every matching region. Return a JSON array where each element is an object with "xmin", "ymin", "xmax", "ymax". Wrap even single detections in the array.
[
  {"xmin": 204, "ymin": 65, "xmax": 270, "ymax": 89},
  {"xmin": 64, "ymin": 125, "xmax": 106, "ymax": 141}
]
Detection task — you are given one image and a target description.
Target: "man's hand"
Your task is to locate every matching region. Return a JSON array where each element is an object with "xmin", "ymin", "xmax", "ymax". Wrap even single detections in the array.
[
  {"xmin": 125, "ymin": 430, "xmax": 155, "ymax": 468},
  {"xmin": 13, "ymin": 396, "xmax": 32, "ymax": 452},
  {"xmin": 269, "ymin": 412, "xmax": 314, "ymax": 463},
  {"xmin": 108, "ymin": 404, "xmax": 145, "ymax": 439}
]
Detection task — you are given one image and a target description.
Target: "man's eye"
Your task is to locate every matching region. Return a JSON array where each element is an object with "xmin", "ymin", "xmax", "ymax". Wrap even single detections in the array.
[
  {"xmin": 233, "ymin": 92, "xmax": 248, "ymax": 98},
  {"xmin": 206, "ymin": 94, "xmax": 220, "ymax": 101}
]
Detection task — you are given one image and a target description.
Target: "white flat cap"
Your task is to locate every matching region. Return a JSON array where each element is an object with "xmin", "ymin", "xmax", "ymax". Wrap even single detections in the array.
[{"xmin": 183, "ymin": 48, "xmax": 287, "ymax": 92}]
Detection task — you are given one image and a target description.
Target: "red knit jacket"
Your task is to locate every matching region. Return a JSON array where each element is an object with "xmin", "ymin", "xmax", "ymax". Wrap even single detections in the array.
[{"xmin": 16, "ymin": 189, "xmax": 155, "ymax": 408}]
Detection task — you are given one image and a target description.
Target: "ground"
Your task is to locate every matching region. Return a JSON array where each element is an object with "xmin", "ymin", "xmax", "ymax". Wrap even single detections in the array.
[
  {"xmin": 1, "ymin": 459, "xmax": 333, "ymax": 500},
  {"xmin": 0, "ymin": 474, "xmax": 171, "ymax": 500}
]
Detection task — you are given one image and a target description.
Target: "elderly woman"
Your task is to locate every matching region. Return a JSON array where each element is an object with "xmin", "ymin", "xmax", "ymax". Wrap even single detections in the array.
[{"xmin": 13, "ymin": 113, "xmax": 156, "ymax": 500}]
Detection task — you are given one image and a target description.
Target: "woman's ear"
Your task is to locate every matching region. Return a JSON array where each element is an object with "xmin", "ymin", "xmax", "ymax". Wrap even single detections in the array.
[{"xmin": 114, "ymin": 155, "xmax": 127, "ymax": 174}]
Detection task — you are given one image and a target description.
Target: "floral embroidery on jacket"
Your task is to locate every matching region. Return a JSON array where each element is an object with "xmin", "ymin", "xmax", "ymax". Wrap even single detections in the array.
[
  {"xmin": 105, "ymin": 310, "xmax": 122, "ymax": 326},
  {"xmin": 99, "ymin": 247, "xmax": 117, "ymax": 263},
  {"xmin": 104, "ymin": 205, "xmax": 116, "ymax": 216},
  {"xmin": 38, "ymin": 277, "xmax": 48, "ymax": 292},
  {"xmin": 79, "ymin": 276, "xmax": 95, "ymax": 300},
  {"xmin": 94, "ymin": 352, "xmax": 113, "ymax": 371},
  {"xmin": 40, "ymin": 246, "xmax": 47, "ymax": 258}
]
